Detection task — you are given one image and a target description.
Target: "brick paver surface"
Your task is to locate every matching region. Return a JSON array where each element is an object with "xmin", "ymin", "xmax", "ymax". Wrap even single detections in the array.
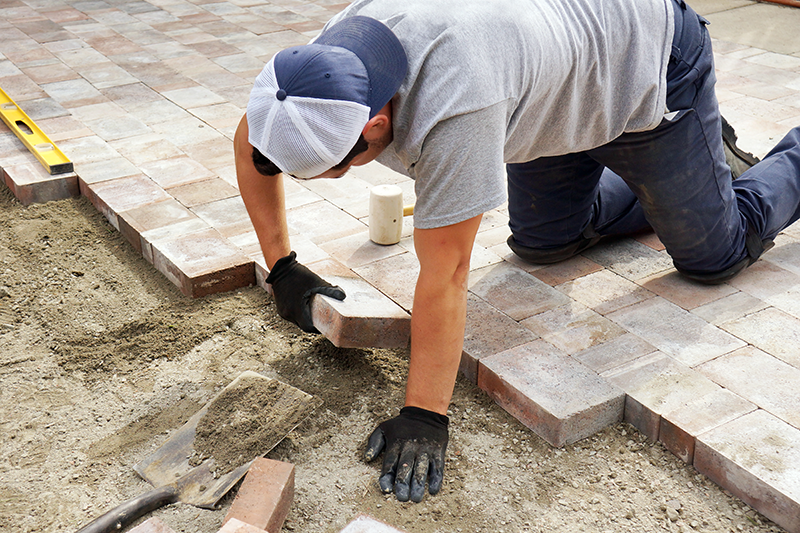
[{"xmin": 2, "ymin": 0, "xmax": 800, "ymax": 531}]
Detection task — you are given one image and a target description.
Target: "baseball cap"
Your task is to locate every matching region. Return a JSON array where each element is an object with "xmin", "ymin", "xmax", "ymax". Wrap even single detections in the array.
[{"xmin": 247, "ymin": 16, "xmax": 408, "ymax": 178}]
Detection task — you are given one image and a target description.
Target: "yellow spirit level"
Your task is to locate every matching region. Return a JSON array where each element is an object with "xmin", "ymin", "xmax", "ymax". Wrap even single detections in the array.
[{"xmin": 0, "ymin": 86, "xmax": 73, "ymax": 175}]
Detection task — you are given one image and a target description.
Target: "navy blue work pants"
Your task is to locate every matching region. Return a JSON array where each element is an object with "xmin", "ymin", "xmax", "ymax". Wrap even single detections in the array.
[{"xmin": 507, "ymin": 0, "xmax": 800, "ymax": 276}]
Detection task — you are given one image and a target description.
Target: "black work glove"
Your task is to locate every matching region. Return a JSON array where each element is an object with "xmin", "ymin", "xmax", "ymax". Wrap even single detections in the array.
[
  {"xmin": 365, "ymin": 406, "xmax": 449, "ymax": 503},
  {"xmin": 265, "ymin": 251, "xmax": 345, "ymax": 333}
]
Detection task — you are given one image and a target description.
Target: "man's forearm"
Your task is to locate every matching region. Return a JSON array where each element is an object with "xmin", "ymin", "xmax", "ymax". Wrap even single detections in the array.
[
  {"xmin": 239, "ymin": 171, "xmax": 291, "ymax": 269},
  {"xmin": 405, "ymin": 215, "xmax": 482, "ymax": 415},
  {"xmin": 234, "ymin": 115, "xmax": 291, "ymax": 269},
  {"xmin": 406, "ymin": 270, "xmax": 468, "ymax": 414}
]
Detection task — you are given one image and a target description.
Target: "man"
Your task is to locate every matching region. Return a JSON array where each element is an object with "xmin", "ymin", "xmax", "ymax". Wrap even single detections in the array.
[{"xmin": 235, "ymin": 0, "xmax": 800, "ymax": 503}]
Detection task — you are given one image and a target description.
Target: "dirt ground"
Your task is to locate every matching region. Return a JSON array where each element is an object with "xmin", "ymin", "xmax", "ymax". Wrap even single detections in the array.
[{"xmin": 0, "ymin": 186, "xmax": 787, "ymax": 533}]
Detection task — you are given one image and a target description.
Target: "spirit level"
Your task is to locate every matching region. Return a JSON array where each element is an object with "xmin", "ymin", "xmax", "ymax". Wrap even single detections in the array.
[{"xmin": 0, "ymin": 86, "xmax": 73, "ymax": 175}]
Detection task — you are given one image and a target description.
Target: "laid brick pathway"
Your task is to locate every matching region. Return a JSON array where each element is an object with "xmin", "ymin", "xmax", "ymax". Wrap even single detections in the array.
[{"xmin": 2, "ymin": 0, "xmax": 800, "ymax": 531}]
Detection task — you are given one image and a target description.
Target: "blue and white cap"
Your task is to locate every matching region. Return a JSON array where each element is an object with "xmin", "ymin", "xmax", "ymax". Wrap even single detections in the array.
[{"xmin": 247, "ymin": 16, "xmax": 408, "ymax": 178}]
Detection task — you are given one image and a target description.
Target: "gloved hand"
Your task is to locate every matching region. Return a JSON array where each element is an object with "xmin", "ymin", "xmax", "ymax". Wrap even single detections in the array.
[
  {"xmin": 265, "ymin": 251, "xmax": 345, "ymax": 333},
  {"xmin": 365, "ymin": 406, "xmax": 449, "ymax": 503}
]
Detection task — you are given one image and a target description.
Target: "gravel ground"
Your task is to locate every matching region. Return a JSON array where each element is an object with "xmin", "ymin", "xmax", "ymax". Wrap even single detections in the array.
[{"xmin": 0, "ymin": 187, "xmax": 786, "ymax": 533}]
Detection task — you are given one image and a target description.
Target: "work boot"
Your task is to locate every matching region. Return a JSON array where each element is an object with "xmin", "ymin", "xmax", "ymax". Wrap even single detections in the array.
[{"xmin": 721, "ymin": 115, "xmax": 760, "ymax": 179}]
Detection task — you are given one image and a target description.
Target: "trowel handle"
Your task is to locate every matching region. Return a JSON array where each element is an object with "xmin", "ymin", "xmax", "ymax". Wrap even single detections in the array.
[{"xmin": 76, "ymin": 484, "xmax": 179, "ymax": 533}]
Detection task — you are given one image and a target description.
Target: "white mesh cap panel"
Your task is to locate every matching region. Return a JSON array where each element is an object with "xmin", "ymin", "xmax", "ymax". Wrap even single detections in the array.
[{"xmin": 247, "ymin": 59, "xmax": 370, "ymax": 178}]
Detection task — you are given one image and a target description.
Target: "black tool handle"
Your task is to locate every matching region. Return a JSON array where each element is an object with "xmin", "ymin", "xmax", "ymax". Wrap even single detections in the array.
[{"xmin": 76, "ymin": 485, "xmax": 179, "ymax": 533}]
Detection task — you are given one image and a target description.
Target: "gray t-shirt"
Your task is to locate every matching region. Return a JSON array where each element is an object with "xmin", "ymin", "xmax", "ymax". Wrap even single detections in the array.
[{"xmin": 323, "ymin": 0, "xmax": 675, "ymax": 229}]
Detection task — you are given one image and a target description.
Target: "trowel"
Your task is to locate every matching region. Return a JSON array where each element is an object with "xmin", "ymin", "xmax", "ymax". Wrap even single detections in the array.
[{"xmin": 76, "ymin": 371, "xmax": 320, "ymax": 533}]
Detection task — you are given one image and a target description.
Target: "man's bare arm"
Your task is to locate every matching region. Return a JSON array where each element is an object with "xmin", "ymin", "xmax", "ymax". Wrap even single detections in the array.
[
  {"xmin": 235, "ymin": 114, "xmax": 345, "ymax": 332},
  {"xmin": 407, "ymin": 214, "xmax": 482, "ymax": 413},
  {"xmin": 364, "ymin": 214, "xmax": 482, "ymax": 502},
  {"xmin": 234, "ymin": 114, "xmax": 291, "ymax": 269}
]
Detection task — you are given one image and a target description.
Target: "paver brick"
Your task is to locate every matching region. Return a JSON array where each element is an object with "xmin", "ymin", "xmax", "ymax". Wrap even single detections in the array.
[
  {"xmin": 85, "ymin": 113, "xmax": 150, "ymax": 141},
  {"xmin": 529, "ymin": 255, "xmax": 603, "ymax": 286},
  {"xmin": 469, "ymin": 262, "xmax": 571, "ymax": 322},
  {"xmin": 319, "ymin": 231, "xmax": 407, "ymax": 269},
  {"xmin": 634, "ymin": 231, "xmax": 665, "ymax": 251},
  {"xmin": 308, "ymin": 259, "xmax": 411, "ymax": 349},
  {"xmin": 720, "ymin": 307, "xmax": 800, "ymax": 368},
  {"xmin": 697, "ymin": 345, "xmax": 800, "ymax": 429},
  {"xmin": 602, "ymin": 352, "xmax": 722, "ymax": 441},
  {"xmin": 299, "ymin": 174, "xmax": 372, "ymax": 219},
  {"xmin": 284, "ymin": 179, "xmax": 324, "ymax": 210},
  {"xmin": 150, "ymin": 115, "xmax": 223, "ymax": 147},
  {"xmin": 468, "ymin": 244, "xmax": 504, "ymax": 271},
  {"xmin": 223, "ymin": 458, "xmax": 294, "ymax": 533},
  {"xmin": 289, "ymin": 235, "xmax": 333, "ymax": 265},
  {"xmin": 167, "ymin": 177, "xmax": 240, "ymax": 208},
  {"xmin": 118, "ymin": 198, "xmax": 199, "ymax": 254},
  {"xmin": 581, "ymin": 238, "xmax": 674, "ymax": 281},
  {"xmin": 479, "ymin": 340, "xmax": 624, "ymax": 447},
  {"xmin": 353, "ymin": 252, "xmax": 419, "ymax": 312},
  {"xmin": 129, "ymin": 517, "xmax": 176, "ymax": 533},
  {"xmin": 192, "ymin": 195, "xmax": 253, "ymax": 236},
  {"xmin": 764, "ymin": 239, "xmax": 800, "ymax": 279},
  {"xmin": 572, "ymin": 333, "xmax": 656, "ymax": 375},
  {"xmin": 81, "ymin": 174, "xmax": 171, "ymax": 230},
  {"xmin": 339, "ymin": 514, "xmax": 407, "ymax": 533},
  {"xmin": 728, "ymin": 259, "xmax": 800, "ymax": 301},
  {"xmin": 555, "ymin": 269, "xmax": 653, "ymax": 316},
  {"xmin": 182, "ymin": 136, "xmax": 235, "ymax": 170},
  {"xmin": 660, "ymin": 388, "xmax": 756, "ymax": 464},
  {"xmin": 607, "ymin": 296, "xmax": 746, "ymax": 367},
  {"xmin": 520, "ymin": 301, "xmax": 626, "ymax": 355},
  {"xmin": 762, "ymin": 284, "xmax": 800, "ymax": 323},
  {"xmin": 140, "ymin": 217, "xmax": 212, "ymax": 263},
  {"xmin": 109, "ymin": 132, "xmax": 184, "ymax": 166},
  {"xmin": 638, "ymin": 270, "xmax": 737, "ymax": 310},
  {"xmin": 286, "ymin": 200, "xmax": 367, "ymax": 245},
  {"xmin": 460, "ymin": 293, "xmax": 538, "ymax": 383},
  {"xmin": 228, "ymin": 231, "xmax": 261, "ymax": 258},
  {"xmin": 2, "ymin": 162, "xmax": 78, "ymax": 205},
  {"xmin": 694, "ymin": 410, "xmax": 800, "ymax": 533},
  {"xmin": 472, "ymin": 219, "xmax": 512, "ymax": 247},
  {"xmin": 36, "ymin": 115, "xmax": 93, "ymax": 142},
  {"xmin": 690, "ymin": 291, "xmax": 769, "ymax": 326},
  {"xmin": 139, "ymin": 155, "xmax": 215, "ymax": 188},
  {"xmin": 73, "ymin": 156, "xmax": 141, "ymax": 185},
  {"xmin": 150, "ymin": 227, "xmax": 254, "ymax": 297}
]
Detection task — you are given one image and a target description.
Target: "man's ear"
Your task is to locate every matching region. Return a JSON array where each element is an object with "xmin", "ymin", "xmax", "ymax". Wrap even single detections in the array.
[{"xmin": 362, "ymin": 102, "xmax": 392, "ymax": 140}]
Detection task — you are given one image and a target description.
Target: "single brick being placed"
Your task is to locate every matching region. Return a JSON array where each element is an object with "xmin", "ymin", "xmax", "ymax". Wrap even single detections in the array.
[
  {"xmin": 694, "ymin": 409, "xmax": 800, "ymax": 533},
  {"xmin": 223, "ymin": 458, "xmax": 294, "ymax": 533},
  {"xmin": 478, "ymin": 339, "xmax": 625, "ymax": 447},
  {"xmin": 310, "ymin": 273, "xmax": 411, "ymax": 349},
  {"xmin": 339, "ymin": 514, "xmax": 407, "ymax": 533},
  {"xmin": 255, "ymin": 257, "xmax": 412, "ymax": 349}
]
